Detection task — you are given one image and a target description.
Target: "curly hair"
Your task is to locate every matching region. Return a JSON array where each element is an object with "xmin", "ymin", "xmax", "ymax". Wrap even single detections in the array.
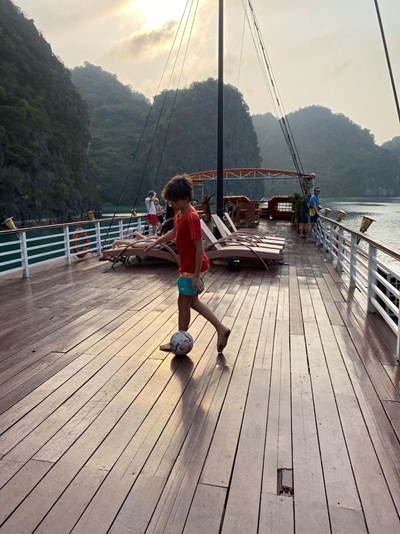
[{"xmin": 162, "ymin": 174, "xmax": 193, "ymax": 202}]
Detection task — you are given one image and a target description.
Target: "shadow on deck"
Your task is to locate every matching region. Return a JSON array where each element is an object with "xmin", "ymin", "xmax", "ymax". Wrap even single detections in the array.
[{"xmin": 0, "ymin": 220, "xmax": 399, "ymax": 533}]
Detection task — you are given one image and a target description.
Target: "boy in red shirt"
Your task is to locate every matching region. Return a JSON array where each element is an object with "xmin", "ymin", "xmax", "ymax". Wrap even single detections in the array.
[{"xmin": 145, "ymin": 174, "xmax": 230, "ymax": 353}]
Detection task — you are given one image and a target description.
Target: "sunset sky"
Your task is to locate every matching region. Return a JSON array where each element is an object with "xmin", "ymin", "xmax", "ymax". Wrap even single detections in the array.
[{"xmin": 15, "ymin": 0, "xmax": 400, "ymax": 145}]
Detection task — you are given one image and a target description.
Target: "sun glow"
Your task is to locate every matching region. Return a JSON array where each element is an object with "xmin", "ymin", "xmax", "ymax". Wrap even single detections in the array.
[{"xmin": 133, "ymin": 0, "xmax": 186, "ymax": 29}]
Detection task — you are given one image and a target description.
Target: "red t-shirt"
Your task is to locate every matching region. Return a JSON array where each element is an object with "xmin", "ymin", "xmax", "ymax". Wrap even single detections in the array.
[{"xmin": 174, "ymin": 207, "xmax": 210, "ymax": 274}]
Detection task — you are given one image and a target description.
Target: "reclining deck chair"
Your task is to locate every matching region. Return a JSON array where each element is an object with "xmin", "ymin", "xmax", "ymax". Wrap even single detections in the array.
[
  {"xmin": 211, "ymin": 214, "xmax": 285, "ymax": 248},
  {"xmin": 224, "ymin": 211, "xmax": 285, "ymax": 243},
  {"xmin": 100, "ymin": 240, "xmax": 179, "ymax": 268},
  {"xmin": 200, "ymin": 220, "xmax": 282, "ymax": 270}
]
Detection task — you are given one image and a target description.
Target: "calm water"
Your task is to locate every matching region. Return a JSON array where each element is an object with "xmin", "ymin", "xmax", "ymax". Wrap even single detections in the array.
[{"xmin": 322, "ymin": 197, "xmax": 400, "ymax": 254}]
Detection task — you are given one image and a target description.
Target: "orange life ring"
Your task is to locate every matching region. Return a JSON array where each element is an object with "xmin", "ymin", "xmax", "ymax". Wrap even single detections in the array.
[{"xmin": 71, "ymin": 228, "xmax": 90, "ymax": 259}]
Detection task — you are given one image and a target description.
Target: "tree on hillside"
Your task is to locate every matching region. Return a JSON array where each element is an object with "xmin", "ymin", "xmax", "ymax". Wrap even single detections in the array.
[
  {"xmin": 253, "ymin": 106, "xmax": 400, "ymax": 196},
  {"xmin": 72, "ymin": 63, "xmax": 151, "ymax": 205},
  {"xmin": 382, "ymin": 136, "xmax": 400, "ymax": 164},
  {"xmin": 0, "ymin": 0, "xmax": 99, "ymax": 223},
  {"xmin": 72, "ymin": 71, "xmax": 261, "ymax": 205}
]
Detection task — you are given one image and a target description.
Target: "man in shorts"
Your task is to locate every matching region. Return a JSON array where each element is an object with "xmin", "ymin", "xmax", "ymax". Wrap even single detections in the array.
[{"xmin": 145, "ymin": 191, "xmax": 158, "ymax": 234}]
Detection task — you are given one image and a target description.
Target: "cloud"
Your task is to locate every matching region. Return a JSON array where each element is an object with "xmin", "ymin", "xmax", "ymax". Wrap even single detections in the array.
[
  {"xmin": 111, "ymin": 20, "xmax": 177, "ymax": 61},
  {"xmin": 17, "ymin": 0, "xmax": 131, "ymax": 29}
]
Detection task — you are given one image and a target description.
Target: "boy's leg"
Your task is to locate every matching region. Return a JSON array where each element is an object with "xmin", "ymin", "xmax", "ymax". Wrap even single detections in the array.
[
  {"xmin": 178, "ymin": 294, "xmax": 192, "ymax": 331},
  {"xmin": 190, "ymin": 295, "xmax": 230, "ymax": 352},
  {"xmin": 159, "ymin": 294, "xmax": 192, "ymax": 351}
]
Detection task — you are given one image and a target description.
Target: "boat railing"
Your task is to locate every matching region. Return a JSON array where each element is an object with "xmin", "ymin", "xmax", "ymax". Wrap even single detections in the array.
[
  {"xmin": 315, "ymin": 215, "xmax": 400, "ymax": 359},
  {"xmin": 0, "ymin": 215, "xmax": 146, "ymax": 278}
]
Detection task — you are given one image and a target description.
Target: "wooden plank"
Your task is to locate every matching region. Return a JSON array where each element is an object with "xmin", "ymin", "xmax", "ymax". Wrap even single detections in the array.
[
  {"xmin": 200, "ymin": 317, "xmax": 262, "ymax": 487},
  {"xmin": 304, "ymin": 322, "xmax": 362, "ymax": 512},
  {"xmin": 0, "ymin": 352, "xmax": 86, "ymax": 415},
  {"xmin": 262, "ymin": 273, "xmax": 291, "ymax": 495},
  {"xmin": 60, "ymin": 289, "xmax": 238, "ymax": 533},
  {"xmin": 0, "ymin": 359, "xmax": 162, "ymax": 533},
  {"xmin": 183, "ymin": 484, "xmax": 226, "ymax": 534},
  {"xmin": 289, "ymin": 265, "xmax": 303, "ymax": 335},
  {"xmin": 0, "ymin": 352, "xmax": 99, "ymax": 445},
  {"xmin": 333, "ymin": 325, "xmax": 400, "ymax": 517},
  {"xmin": 221, "ymin": 369, "xmax": 269, "ymax": 533},
  {"xmin": 259, "ymin": 493, "xmax": 294, "ymax": 534},
  {"xmin": 383, "ymin": 400, "xmax": 400, "ymax": 441},
  {"xmin": 254, "ymin": 277, "xmax": 279, "ymax": 370},
  {"xmin": 0, "ymin": 459, "xmax": 53, "ymax": 526},
  {"xmin": 336, "ymin": 302, "xmax": 400, "ymax": 402},
  {"xmin": 291, "ymin": 370, "xmax": 330, "ymax": 533},
  {"xmin": 329, "ymin": 506, "xmax": 367, "ymax": 534}
]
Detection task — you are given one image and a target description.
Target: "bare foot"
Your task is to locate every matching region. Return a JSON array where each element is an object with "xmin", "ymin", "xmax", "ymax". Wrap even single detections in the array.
[
  {"xmin": 217, "ymin": 327, "xmax": 231, "ymax": 353},
  {"xmin": 160, "ymin": 343, "xmax": 172, "ymax": 352}
]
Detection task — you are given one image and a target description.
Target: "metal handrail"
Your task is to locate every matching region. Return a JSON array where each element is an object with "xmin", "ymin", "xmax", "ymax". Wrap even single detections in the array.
[
  {"xmin": 0, "ymin": 215, "xmax": 146, "ymax": 279},
  {"xmin": 315, "ymin": 216, "xmax": 400, "ymax": 360}
]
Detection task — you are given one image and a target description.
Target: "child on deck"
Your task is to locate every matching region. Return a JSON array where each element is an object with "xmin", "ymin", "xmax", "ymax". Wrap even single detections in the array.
[{"xmin": 144, "ymin": 174, "xmax": 231, "ymax": 353}]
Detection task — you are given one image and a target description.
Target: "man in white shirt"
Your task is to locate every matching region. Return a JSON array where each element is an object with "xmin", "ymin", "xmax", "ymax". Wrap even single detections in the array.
[{"xmin": 145, "ymin": 191, "xmax": 158, "ymax": 234}]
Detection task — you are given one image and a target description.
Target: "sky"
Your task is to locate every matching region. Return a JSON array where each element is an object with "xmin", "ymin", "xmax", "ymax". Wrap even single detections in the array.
[{"xmin": 14, "ymin": 0, "xmax": 400, "ymax": 145}]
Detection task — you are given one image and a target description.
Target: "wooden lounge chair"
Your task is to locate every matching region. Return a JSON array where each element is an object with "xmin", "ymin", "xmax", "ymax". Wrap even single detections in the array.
[
  {"xmin": 100, "ymin": 240, "xmax": 180, "ymax": 268},
  {"xmin": 201, "ymin": 220, "xmax": 281, "ymax": 270},
  {"xmin": 211, "ymin": 214, "xmax": 285, "ymax": 248},
  {"xmin": 224, "ymin": 211, "xmax": 284, "ymax": 243}
]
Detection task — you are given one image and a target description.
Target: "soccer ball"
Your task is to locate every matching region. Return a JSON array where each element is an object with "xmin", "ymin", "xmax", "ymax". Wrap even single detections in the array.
[{"xmin": 170, "ymin": 331, "xmax": 194, "ymax": 356}]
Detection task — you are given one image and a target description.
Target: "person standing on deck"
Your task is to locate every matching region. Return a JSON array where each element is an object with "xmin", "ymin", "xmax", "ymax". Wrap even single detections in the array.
[
  {"xmin": 299, "ymin": 190, "xmax": 311, "ymax": 237},
  {"xmin": 144, "ymin": 174, "xmax": 231, "ymax": 354},
  {"xmin": 154, "ymin": 198, "xmax": 164, "ymax": 234},
  {"xmin": 145, "ymin": 191, "xmax": 158, "ymax": 235},
  {"xmin": 309, "ymin": 186, "xmax": 321, "ymax": 231}
]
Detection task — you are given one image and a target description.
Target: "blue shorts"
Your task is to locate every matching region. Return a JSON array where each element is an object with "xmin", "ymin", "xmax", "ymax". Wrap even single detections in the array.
[{"xmin": 177, "ymin": 275, "xmax": 205, "ymax": 296}]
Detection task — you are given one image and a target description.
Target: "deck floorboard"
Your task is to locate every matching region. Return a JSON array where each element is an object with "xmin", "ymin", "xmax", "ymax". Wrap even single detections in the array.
[{"xmin": 0, "ymin": 222, "xmax": 399, "ymax": 533}]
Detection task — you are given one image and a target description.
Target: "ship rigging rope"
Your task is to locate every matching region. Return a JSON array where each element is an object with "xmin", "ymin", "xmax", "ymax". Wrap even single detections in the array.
[
  {"xmin": 242, "ymin": 0, "xmax": 306, "ymax": 187},
  {"xmin": 133, "ymin": 0, "xmax": 197, "ymax": 209},
  {"xmin": 373, "ymin": 0, "xmax": 400, "ymax": 124},
  {"xmin": 150, "ymin": 0, "xmax": 200, "ymax": 192},
  {"xmin": 102, "ymin": 0, "xmax": 194, "ymax": 246}
]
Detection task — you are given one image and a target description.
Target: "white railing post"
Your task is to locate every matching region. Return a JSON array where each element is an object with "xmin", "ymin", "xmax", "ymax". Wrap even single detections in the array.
[
  {"xmin": 137, "ymin": 217, "xmax": 142, "ymax": 233},
  {"xmin": 328, "ymin": 220, "xmax": 334, "ymax": 257},
  {"xmin": 367, "ymin": 244, "xmax": 377, "ymax": 313},
  {"xmin": 95, "ymin": 222, "xmax": 102, "ymax": 255},
  {"xmin": 64, "ymin": 226, "xmax": 72, "ymax": 265},
  {"xmin": 397, "ymin": 323, "xmax": 400, "ymax": 362},
  {"xmin": 349, "ymin": 234, "xmax": 357, "ymax": 288},
  {"xmin": 336, "ymin": 227, "xmax": 344, "ymax": 272},
  {"xmin": 19, "ymin": 231, "xmax": 30, "ymax": 278},
  {"xmin": 119, "ymin": 219, "xmax": 124, "ymax": 238}
]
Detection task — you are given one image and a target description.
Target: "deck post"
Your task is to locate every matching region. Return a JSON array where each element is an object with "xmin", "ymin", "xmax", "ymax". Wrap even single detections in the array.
[
  {"xmin": 19, "ymin": 231, "xmax": 30, "ymax": 278},
  {"xmin": 119, "ymin": 219, "xmax": 124, "ymax": 238},
  {"xmin": 367, "ymin": 244, "xmax": 377, "ymax": 313},
  {"xmin": 95, "ymin": 222, "xmax": 102, "ymax": 256},
  {"xmin": 349, "ymin": 234, "xmax": 357, "ymax": 288},
  {"xmin": 336, "ymin": 227, "xmax": 344, "ymax": 272},
  {"xmin": 328, "ymin": 220, "xmax": 334, "ymax": 257},
  {"xmin": 64, "ymin": 226, "xmax": 72, "ymax": 265},
  {"xmin": 397, "ymin": 324, "xmax": 400, "ymax": 361}
]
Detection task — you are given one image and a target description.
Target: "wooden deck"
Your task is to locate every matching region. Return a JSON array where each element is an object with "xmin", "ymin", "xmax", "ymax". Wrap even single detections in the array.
[{"xmin": 0, "ymin": 221, "xmax": 399, "ymax": 533}]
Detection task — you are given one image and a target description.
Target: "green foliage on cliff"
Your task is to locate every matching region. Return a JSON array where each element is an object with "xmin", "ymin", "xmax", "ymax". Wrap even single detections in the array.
[
  {"xmin": 253, "ymin": 106, "xmax": 400, "ymax": 197},
  {"xmin": 71, "ymin": 63, "xmax": 151, "ymax": 205},
  {"xmin": 71, "ymin": 66, "xmax": 261, "ymax": 205},
  {"xmin": 0, "ymin": 0, "xmax": 99, "ymax": 223}
]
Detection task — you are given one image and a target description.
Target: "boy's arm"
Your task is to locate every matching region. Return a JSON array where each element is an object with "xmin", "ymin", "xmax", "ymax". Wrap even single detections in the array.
[
  {"xmin": 192, "ymin": 238, "xmax": 205, "ymax": 293},
  {"xmin": 143, "ymin": 228, "xmax": 176, "ymax": 250}
]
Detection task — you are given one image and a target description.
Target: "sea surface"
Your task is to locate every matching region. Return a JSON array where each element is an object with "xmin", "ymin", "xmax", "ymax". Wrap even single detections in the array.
[
  {"xmin": 106, "ymin": 198, "xmax": 400, "ymax": 254},
  {"xmin": 322, "ymin": 197, "xmax": 400, "ymax": 253}
]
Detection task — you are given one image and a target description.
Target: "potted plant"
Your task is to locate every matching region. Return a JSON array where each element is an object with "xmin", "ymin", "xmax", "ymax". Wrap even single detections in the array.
[
  {"xmin": 198, "ymin": 193, "xmax": 214, "ymax": 221},
  {"xmin": 290, "ymin": 192, "xmax": 303, "ymax": 232}
]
